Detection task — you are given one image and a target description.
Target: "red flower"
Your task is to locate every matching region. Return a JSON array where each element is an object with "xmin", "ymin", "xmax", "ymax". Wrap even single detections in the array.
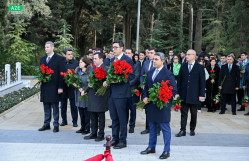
[
  {"xmin": 239, "ymin": 62, "xmax": 242, "ymax": 65},
  {"xmin": 214, "ymin": 102, "xmax": 218, "ymax": 105},
  {"xmin": 243, "ymin": 103, "xmax": 248, "ymax": 107},
  {"xmin": 125, "ymin": 75, "xmax": 129, "ymax": 78}
]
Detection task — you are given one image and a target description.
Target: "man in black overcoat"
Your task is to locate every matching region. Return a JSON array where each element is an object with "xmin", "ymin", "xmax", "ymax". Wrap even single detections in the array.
[
  {"xmin": 38, "ymin": 41, "xmax": 66, "ymax": 133},
  {"xmin": 218, "ymin": 55, "xmax": 240, "ymax": 115},
  {"xmin": 60, "ymin": 48, "xmax": 79, "ymax": 127},
  {"xmin": 175, "ymin": 49, "xmax": 205, "ymax": 137},
  {"xmin": 84, "ymin": 52, "xmax": 109, "ymax": 141}
]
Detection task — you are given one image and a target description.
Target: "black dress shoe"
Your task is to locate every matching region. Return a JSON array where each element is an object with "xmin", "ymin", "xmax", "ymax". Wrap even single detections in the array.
[
  {"xmin": 219, "ymin": 111, "xmax": 225, "ymax": 114},
  {"xmin": 73, "ymin": 124, "xmax": 78, "ymax": 127},
  {"xmin": 140, "ymin": 129, "xmax": 149, "ymax": 134},
  {"xmin": 238, "ymin": 108, "xmax": 245, "ymax": 111},
  {"xmin": 82, "ymin": 130, "xmax": 90, "ymax": 135},
  {"xmin": 232, "ymin": 112, "xmax": 236, "ymax": 115},
  {"xmin": 140, "ymin": 147, "xmax": 156, "ymax": 154},
  {"xmin": 53, "ymin": 127, "xmax": 59, "ymax": 133},
  {"xmin": 244, "ymin": 112, "xmax": 249, "ymax": 116},
  {"xmin": 175, "ymin": 130, "xmax": 186, "ymax": 137},
  {"xmin": 60, "ymin": 122, "xmax": 68, "ymax": 126},
  {"xmin": 95, "ymin": 136, "xmax": 104, "ymax": 142},
  {"xmin": 129, "ymin": 128, "xmax": 134, "ymax": 133},
  {"xmin": 159, "ymin": 151, "xmax": 170, "ymax": 159},
  {"xmin": 108, "ymin": 125, "xmax": 112, "ymax": 128},
  {"xmin": 76, "ymin": 128, "xmax": 83, "ymax": 133},
  {"xmin": 84, "ymin": 133, "xmax": 97, "ymax": 140},
  {"xmin": 113, "ymin": 142, "xmax": 127, "ymax": 149},
  {"xmin": 38, "ymin": 125, "xmax": 50, "ymax": 131},
  {"xmin": 190, "ymin": 131, "xmax": 195, "ymax": 136}
]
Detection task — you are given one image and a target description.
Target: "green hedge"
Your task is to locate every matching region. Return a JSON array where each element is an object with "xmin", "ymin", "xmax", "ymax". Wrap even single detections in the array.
[{"xmin": 0, "ymin": 87, "xmax": 40, "ymax": 114}]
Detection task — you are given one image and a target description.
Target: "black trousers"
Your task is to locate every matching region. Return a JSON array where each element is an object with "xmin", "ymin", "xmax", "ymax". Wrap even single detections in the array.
[
  {"xmin": 180, "ymin": 103, "xmax": 197, "ymax": 131},
  {"xmin": 90, "ymin": 112, "xmax": 105, "ymax": 137},
  {"xmin": 221, "ymin": 94, "xmax": 236, "ymax": 113},
  {"xmin": 43, "ymin": 102, "xmax": 59, "ymax": 127},
  {"xmin": 237, "ymin": 88, "xmax": 244, "ymax": 106},
  {"xmin": 78, "ymin": 107, "xmax": 90, "ymax": 131}
]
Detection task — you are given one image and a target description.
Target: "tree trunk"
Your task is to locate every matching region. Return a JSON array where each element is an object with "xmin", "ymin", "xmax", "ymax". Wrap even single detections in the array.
[
  {"xmin": 123, "ymin": 11, "xmax": 131, "ymax": 48},
  {"xmin": 194, "ymin": 8, "xmax": 202, "ymax": 54},
  {"xmin": 94, "ymin": 30, "xmax": 96, "ymax": 47},
  {"xmin": 188, "ymin": 3, "xmax": 193, "ymax": 49},
  {"xmin": 150, "ymin": 0, "xmax": 158, "ymax": 46},
  {"xmin": 112, "ymin": 23, "xmax": 116, "ymax": 42},
  {"xmin": 180, "ymin": 0, "xmax": 184, "ymax": 51}
]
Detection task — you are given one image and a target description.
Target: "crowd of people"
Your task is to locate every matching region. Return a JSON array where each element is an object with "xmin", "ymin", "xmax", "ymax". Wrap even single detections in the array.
[{"xmin": 38, "ymin": 41, "xmax": 249, "ymax": 160}]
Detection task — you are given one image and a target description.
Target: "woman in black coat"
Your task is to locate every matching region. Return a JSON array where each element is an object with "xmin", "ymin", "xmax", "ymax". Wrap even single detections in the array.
[{"xmin": 206, "ymin": 58, "xmax": 220, "ymax": 112}]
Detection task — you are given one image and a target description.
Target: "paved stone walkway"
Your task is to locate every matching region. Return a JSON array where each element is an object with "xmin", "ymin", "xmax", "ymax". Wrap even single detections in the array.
[{"xmin": 0, "ymin": 94, "xmax": 249, "ymax": 161}]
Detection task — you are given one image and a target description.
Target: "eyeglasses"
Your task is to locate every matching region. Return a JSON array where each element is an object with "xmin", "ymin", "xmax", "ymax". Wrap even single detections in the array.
[
  {"xmin": 112, "ymin": 46, "xmax": 120, "ymax": 50},
  {"xmin": 186, "ymin": 54, "xmax": 195, "ymax": 56}
]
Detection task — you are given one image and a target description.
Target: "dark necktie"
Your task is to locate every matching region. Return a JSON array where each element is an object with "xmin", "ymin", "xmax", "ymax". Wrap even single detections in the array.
[
  {"xmin": 152, "ymin": 69, "xmax": 159, "ymax": 81},
  {"xmin": 46, "ymin": 57, "xmax": 51, "ymax": 64},
  {"xmin": 188, "ymin": 64, "xmax": 192, "ymax": 72}
]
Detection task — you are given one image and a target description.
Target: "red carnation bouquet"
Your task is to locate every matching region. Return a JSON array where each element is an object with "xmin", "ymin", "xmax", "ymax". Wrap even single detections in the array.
[
  {"xmin": 60, "ymin": 69, "xmax": 86, "ymax": 100},
  {"xmin": 88, "ymin": 66, "xmax": 107, "ymax": 89},
  {"xmin": 242, "ymin": 89, "xmax": 249, "ymax": 107},
  {"xmin": 136, "ymin": 80, "xmax": 173, "ymax": 110},
  {"xmin": 60, "ymin": 69, "xmax": 81, "ymax": 88},
  {"xmin": 172, "ymin": 97, "xmax": 183, "ymax": 111},
  {"xmin": 80, "ymin": 66, "xmax": 106, "ymax": 100},
  {"xmin": 34, "ymin": 64, "xmax": 54, "ymax": 87},
  {"xmin": 131, "ymin": 89, "xmax": 140, "ymax": 97},
  {"xmin": 96, "ymin": 60, "xmax": 133, "ymax": 96}
]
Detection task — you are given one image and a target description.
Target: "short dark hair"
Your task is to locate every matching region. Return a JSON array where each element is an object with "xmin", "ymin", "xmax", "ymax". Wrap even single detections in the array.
[
  {"xmin": 113, "ymin": 40, "xmax": 124, "ymax": 47},
  {"xmin": 139, "ymin": 51, "xmax": 145, "ymax": 55},
  {"xmin": 148, "ymin": 47, "xmax": 156, "ymax": 52},
  {"xmin": 85, "ymin": 51, "xmax": 93, "ymax": 56},
  {"xmin": 241, "ymin": 52, "xmax": 248, "ymax": 56},
  {"xmin": 63, "ymin": 48, "xmax": 72, "ymax": 55},
  {"xmin": 125, "ymin": 48, "xmax": 133, "ymax": 53},
  {"xmin": 80, "ymin": 57, "xmax": 91, "ymax": 67},
  {"xmin": 94, "ymin": 52, "xmax": 105, "ymax": 60}
]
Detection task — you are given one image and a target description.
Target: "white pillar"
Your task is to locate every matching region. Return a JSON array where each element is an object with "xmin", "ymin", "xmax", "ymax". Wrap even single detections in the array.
[
  {"xmin": 5, "ymin": 64, "xmax": 10, "ymax": 86},
  {"xmin": 16, "ymin": 62, "xmax": 21, "ymax": 82}
]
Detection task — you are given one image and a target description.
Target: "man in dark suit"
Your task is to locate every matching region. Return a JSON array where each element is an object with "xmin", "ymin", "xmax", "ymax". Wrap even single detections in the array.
[
  {"xmin": 38, "ymin": 41, "xmax": 65, "ymax": 133},
  {"xmin": 180, "ymin": 51, "xmax": 187, "ymax": 64},
  {"xmin": 60, "ymin": 48, "xmax": 79, "ymax": 127},
  {"xmin": 138, "ymin": 51, "xmax": 146, "ymax": 68},
  {"xmin": 125, "ymin": 48, "xmax": 141, "ymax": 133},
  {"xmin": 140, "ymin": 47, "xmax": 156, "ymax": 135},
  {"xmin": 103, "ymin": 40, "xmax": 134, "ymax": 149},
  {"xmin": 140, "ymin": 52, "xmax": 177, "ymax": 159},
  {"xmin": 175, "ymin": 49, "xmax": 205, "ymax": 137},
  {"xmin": 219, "ymin": 55, "xmax": 240, "ymax": 115},
  {"xmin": 84, "ymin": 52, "xmax": 109, "ymax": 141}
]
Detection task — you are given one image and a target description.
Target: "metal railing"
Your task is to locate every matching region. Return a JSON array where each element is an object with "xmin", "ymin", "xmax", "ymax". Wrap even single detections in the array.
[{"xmin": 0, "ymin": 69, "xmax": 6, "ymax": 87}]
